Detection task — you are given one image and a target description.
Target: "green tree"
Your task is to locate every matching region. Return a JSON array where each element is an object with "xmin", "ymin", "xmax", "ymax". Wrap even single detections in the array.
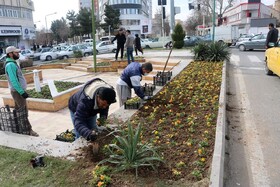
[
  {"xmin": 171, "ymin": 23, "xmax": 186, "ymax": 49},
  {"xmin": 50, "ymin": 18, "xmax": 70, "ymax": 43},
  {"xmin": 100, "ymin": 4, "xmax": 121, "ymax": 34},
  {"xmin": 66, "ymin": 10, "xmax": 80, "ymax": 38},
  {"xmin": 76, "ymin": 8, "xmax": 99, "ymax": 38}
]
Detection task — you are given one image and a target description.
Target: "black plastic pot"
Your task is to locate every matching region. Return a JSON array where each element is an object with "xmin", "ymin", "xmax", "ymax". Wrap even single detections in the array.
[{"xmin": 153, "ymin": 71, "xmax": 172, "ymax": 86}]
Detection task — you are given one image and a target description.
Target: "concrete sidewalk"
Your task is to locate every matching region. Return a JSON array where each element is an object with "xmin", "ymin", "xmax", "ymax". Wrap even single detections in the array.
[{"xmin": 0, "ymin": 49, "xmax": 193, "ymax": 140}]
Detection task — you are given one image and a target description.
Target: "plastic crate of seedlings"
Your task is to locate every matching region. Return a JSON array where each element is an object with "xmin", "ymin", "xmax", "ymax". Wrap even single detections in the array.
[
  {"xmin": 141, "ymin": 83, "xmax": 156, "ymax": 96},
  {"xmin": 55, "ymin": 129, "xmax": 75, "ymax": 142},
  {"xmin": 0, "ymin": 105, "xmax": 30, "ymax": 135},
  {"xmin": 153, "ymin": 71, "xmax": 172, "ymax": 86},
  {"xmin": 124, "ymin": 97, "xmax": 141, "ymax": 110}
]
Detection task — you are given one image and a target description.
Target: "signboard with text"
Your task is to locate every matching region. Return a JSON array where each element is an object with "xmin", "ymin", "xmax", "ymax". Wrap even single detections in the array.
[
  {"xmin": 22, "ymin": 27, "xmax": 36, "ymax": 40},
  {"xmin": 141, "ymin": 19, "xmax": 152, "ymax": 34},
  {"xmin": 0, "ymin": 26, "xmax": 21, "ymax": 36}
]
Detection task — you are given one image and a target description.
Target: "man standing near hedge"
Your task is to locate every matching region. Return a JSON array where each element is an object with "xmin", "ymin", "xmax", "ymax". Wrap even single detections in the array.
[{"xmin": 4, "ymin": 46, "xmax": 38, "ymax": 136}]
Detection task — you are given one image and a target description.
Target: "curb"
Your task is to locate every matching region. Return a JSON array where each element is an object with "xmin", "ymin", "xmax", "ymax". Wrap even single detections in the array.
[{"xmin": 210, "ymin": 61, "xmax": 227, "ymax": 186}]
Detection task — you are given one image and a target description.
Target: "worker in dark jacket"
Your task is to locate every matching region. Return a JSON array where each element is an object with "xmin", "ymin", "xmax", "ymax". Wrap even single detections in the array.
[
  {"xmin": 266, "ymin": 23, "xmax": 279, "ymax": 49},
  {"xmin": 68, "ymin": 78, "xmax": 116, "ymax": 141},
  {"xmin": 112, "ymin": 28, "xmax": 126, "ymax": 61},
  {"xmin": 116, "ymin": 62, "xmax": 153, "ymax": 107}
]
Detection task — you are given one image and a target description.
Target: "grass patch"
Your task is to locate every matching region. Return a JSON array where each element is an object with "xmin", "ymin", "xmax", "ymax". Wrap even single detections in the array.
[
  {"xmin": 26, "ymin": 81, "xmax": 82, "ymax": 99},
  {"xmin": 0, "ymin": 146, "xmax": 91, "ymax": 186}
]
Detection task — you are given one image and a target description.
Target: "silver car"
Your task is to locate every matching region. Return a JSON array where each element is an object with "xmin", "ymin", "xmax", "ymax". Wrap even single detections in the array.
[{"xmin": 236, "ymin": 34, "xmax": 267, "ymax": 51}]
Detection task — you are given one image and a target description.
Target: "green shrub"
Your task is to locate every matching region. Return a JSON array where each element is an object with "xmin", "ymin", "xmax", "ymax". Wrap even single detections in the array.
[
  {"xmin": 172, "ymin": 23, "xmax": 186, "ymax": 49},
  {"xmin": 191, "ymin": 42, "xmax": 209, "ymax": 61},
  {"xmin": 191, "ymin": 41, "xmax": 230, "ymax": 62},
  {"xmin": 206, "ymin": 42, "xmax": 230, "ymax": 62},
  {"xmin": 99, "ymin": 123, "xmax": 163, "ymax": 177},
  {"xmin": 20, "ymin": 59, "xmax": 33, "ymax": 68},
  {"xmin": 73, "ymin": 50, "xmax": 83, "ymax": 58}
]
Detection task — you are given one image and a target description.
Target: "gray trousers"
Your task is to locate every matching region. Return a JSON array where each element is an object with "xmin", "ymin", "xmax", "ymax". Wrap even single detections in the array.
[{"xmin": 116, "ymin": 84, "xmax": 131, "ymax": 107}]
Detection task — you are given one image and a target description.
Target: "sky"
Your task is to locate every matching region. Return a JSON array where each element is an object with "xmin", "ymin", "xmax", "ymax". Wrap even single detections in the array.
[{"xmin": 32, "ymin": 0, "xmax": 275, "ymax": 30}]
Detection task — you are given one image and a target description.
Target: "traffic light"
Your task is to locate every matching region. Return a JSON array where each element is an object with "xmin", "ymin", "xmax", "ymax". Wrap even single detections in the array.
[
  {"xmin": 162, "ymin": 7, "xmax": 166, "ymax": 19},
  {"xmin": 158, "ymin": 0, "xmax": 166, "ymax": 5},
  {"xmin": 189, "ymin": 3, "xmax": 194, "ymax": 10}
]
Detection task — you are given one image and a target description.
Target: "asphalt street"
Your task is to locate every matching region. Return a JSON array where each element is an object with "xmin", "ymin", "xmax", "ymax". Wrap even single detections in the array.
[{"xmin": 225, "ymin": 48, "xmax": 280, "ymax": 187}]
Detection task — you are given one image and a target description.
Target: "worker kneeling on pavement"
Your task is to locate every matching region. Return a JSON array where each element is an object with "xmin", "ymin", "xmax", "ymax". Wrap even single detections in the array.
[
  {"xmin": 68, "ymin": 78, "xmax": 116, "ymax": 141},
  {"xmin": 116, "ymin": 62, "xmax": 153, "ymax": 107}
]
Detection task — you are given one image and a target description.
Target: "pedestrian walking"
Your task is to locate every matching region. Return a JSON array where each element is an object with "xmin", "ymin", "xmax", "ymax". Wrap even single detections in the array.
[
  {"xmin": 68, "ymin": 78, "xmax": 116, "ymax": 141},
  {"xmin": 266, "ymin": 23, "xmax": 279, "ymax": 49},
  {"xmin": 112, "ymin": 28, "xmax": 126, "ymax": 61},
  {"xmin": 116, "ymin": 62, "xmax": 153, "ymax": 107},
  {"xmin": 125, "ymin": 30, "xmax": 135, "ymax": 64},
  {"xmin": 134, "ymin": 34, "xmax": 143, "ymax": 56},
  {"xmin": 4, "ymin": 46, "xmax": 39, "ymax": 136}
]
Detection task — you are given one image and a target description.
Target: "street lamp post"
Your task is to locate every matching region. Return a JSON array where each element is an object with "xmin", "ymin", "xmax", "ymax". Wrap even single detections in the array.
[
  {"xmin": 109, "ymin": 25, "xmax": 111, "ymax": 43},
  {"xmin": 212, "ymin": 0, "xmax": 216, "ymax": 42},
  {"xmin": 45, "ymin": 12, "xmax": 57, "ymax": 45}
]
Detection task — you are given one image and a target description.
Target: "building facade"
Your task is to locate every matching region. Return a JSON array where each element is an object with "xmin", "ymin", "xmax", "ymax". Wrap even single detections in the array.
[
  {"xmin": 98, "ymin": 0, "xmax": 152, "ymax": 37},
  {"xmin": 221, "ymin": 0, "xmax": 279, "ymax": 34},
  {"xmin": 0, "ymin": 0, "xmax": 35, "ymax": 50}
]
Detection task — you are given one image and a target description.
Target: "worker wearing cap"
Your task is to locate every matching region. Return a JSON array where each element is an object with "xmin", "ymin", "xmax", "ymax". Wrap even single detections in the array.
[
  {"xmin": 68, "ymin": 78, "xmax": 116, "ymax": 141},
  {"xmin": 4, "ymin": 46, "xmax": 39, "ymax": 136}
]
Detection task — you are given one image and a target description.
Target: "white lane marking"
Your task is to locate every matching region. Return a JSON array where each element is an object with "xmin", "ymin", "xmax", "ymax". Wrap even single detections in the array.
[
  {"xmin": 231, "ymin": 54, "xmax": 240, "ymax": 67},
  {"xmin": 248, "ymin": 55, "xmax": 264, "ymax": 65},
  {"xmin": 236, "ymin": 68, "xmax": 270, "ymax": 186}
]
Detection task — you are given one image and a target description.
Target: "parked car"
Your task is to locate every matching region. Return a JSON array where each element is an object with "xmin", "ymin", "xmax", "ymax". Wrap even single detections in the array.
[
  {"xmin": 40, "ymin": 48, "xmax": 59, "ymax": 61},
  {"xmin": 96, "ymin": 41, "xmax": 117, "ymax": 54},
  {"xmin": 232, "ymin": 34, "xmax": 254, "ymax": 46},
  {"xmin": 0, "ymin": 53, "xmax": 28, "ymax": 62},
  {"xmin": 57, "ymin": 44, "xmax": 93, "ymax": 59},
  {"xmin": 33, "ymin": 47, "xmax": 52, "ymax": 60},
  {"xmin": 236, "ymin": 34, "xmax": 267, "ymax": 51},
  {"xmin": 144, "ymin": 37, "xmax": 171, "ymax": 48},
  {"xmin": 21, "ymin": 49, "xmax": 34, "ymax": 59},
  {"xmin": 184, "ymin": 36, "xmax": 202, "ymax": 47},
  {"xmin": 265, "ymin": 46, "xmax": 280, "ymax": 76}
]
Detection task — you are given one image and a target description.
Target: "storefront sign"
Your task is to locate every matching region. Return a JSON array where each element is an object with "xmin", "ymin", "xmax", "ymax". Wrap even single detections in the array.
[
  {"xmin": 0, "ymin": 26, "xmax": 22, "ymax": 36},
  {"xmin": 22, "ymin": 27, "xmax": 36, "ymax": 40}
]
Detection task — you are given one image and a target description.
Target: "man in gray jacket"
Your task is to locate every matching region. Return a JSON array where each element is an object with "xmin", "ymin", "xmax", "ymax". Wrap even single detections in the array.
[{"xmin": 125, "ymin": 30, "xmax": 135, "ymax": 64}]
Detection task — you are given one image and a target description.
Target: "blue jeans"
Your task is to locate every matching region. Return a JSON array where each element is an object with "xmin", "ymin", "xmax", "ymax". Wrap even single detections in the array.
[
  {"xmin": 70, "ymin": 110, "xmax": 97, "ymax": 139},
  {"xmin": 127, "ymin": 47, "xmax": 134, "ymax": 64}
]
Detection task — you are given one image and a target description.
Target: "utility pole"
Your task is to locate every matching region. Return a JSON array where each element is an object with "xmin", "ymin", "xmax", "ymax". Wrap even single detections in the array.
[
  {"xmin": 92, "ymin": 0, "xmax": 96, "ymax": 72},
  {"xmin": 212, "ymin": 0, "xmax": 216, "ymax": 42},
  {"xmin": 170, "ymin": 0, "xmax": 175, "ymax": 34}
]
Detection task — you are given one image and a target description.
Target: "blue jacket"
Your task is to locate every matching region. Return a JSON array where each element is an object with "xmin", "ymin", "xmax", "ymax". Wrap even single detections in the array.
[
  {"xmin": 120, "ymin": 62, "xmax": 145, "ymax": 99},
  {"xmin": 68, "ymin": 78, "xmax": 112, "ymax": 139}
]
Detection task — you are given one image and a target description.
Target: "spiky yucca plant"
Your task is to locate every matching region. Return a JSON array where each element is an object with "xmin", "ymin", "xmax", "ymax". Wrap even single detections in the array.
[
  {"xmin": 191, "ymin": 42, "xmax": 209, "ymax": 61},
  {"xmin": 206, "ymin": 42, "xmax": 231, "ymax": 62},
  {"xmin": 99, "ymin": 123, "xmax": 163, "ymax": 177}
]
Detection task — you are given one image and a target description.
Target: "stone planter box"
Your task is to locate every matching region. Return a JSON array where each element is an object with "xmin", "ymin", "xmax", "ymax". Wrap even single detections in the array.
[
  {"xmin": 2, "ymin": 84, "xmax": 83, "ymax": 112},
  {"xmin": 0, "ymin": 70, "xmax": 43, "ymax": 88},
  {"xmin": 96, "ymin": 66, "xmax": 117, "ymax": 72},
  {"xmin": 24, "ymin": 63, "xmax": 70, "ymax": 70}
]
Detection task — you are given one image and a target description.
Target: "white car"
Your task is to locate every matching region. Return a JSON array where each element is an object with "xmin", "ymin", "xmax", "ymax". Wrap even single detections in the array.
[
  {"xmin": 21, "ymin": 49, "xmax": 34, "ymax": 59},
  {"xmin": 57, "ymin": 44, "xmax": 93, "ymax": 59},
  {"xmin": 144, "ymin": 37, "xmax": 171, "ymax": 48},
  {"xmin": 40, "ymin": 48, "xmax": 59, "ymax": 61},
  {"xmin": 96, "ymin": 41, "xmax": 117, "ymax": 54}
]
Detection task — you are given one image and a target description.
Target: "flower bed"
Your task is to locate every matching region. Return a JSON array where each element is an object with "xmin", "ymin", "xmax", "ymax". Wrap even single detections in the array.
[
  {"xmin": 0, "ymin": 70, "xmax": 43, "ymax": 88},
  {"xmin": 76, "ymin": 61, "xmax": 224, "ymax": 186},
  {"xmin": 2, "ymin": 81, "xmax": 83, "ymax": 112}
]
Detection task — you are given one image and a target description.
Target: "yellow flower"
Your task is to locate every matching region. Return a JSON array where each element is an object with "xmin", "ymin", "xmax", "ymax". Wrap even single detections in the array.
[
  {"xmin": 198, "ymin": 149, "xmax": 202, "ymax": 155},
  {"xmin": 154, "ymin": 131, "xmax": 159, "ymax": 135},
  {"xmin": 100, "ymin": 175, "xmax": 105, "ymax": 180},
  {"xmin": 201, "ymin": 158, "xmax": 206, "ymax": 162},
  {"xmin": 97, "ymin": 181, "xmax": 104, "ymax": 187}
]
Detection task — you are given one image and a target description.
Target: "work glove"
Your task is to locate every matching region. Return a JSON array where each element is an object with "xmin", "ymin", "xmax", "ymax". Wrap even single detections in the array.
[
  {"xmin": 89, "ymin": 130, "xmax": 98, "ymax": 141},
  {"xmin": 143, "ymin": 96, "xmax": 152, "ymax": 101},
  {"xmin": 21, "ymin": 92, "xmax": 29, "ymax": 99}
]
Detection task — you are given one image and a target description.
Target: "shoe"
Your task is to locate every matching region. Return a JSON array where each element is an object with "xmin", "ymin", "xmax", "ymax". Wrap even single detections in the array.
[{"xmin": 30, "ymin": 130, "xmax": 39, "ymax": 137}]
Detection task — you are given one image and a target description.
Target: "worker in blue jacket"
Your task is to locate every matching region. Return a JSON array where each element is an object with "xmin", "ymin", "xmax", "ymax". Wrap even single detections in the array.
[
  {"xmin": 116, "ymin": 62, "xmax": 153, "ymax": 107},
  {"xmin": 68, "ymin": 78, "xmax": 116, "ymax": 141}
]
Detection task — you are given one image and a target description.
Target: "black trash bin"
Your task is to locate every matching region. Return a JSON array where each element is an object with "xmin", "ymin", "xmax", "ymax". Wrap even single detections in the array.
[{"xmin": 0, "ymin": 105, "xmax": 30, "ymax": 135}]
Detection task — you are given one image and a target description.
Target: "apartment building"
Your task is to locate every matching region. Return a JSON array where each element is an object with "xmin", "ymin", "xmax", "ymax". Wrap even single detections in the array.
[{"xmin": 0, "ymin": 0, "xmax": 35, "ymax": 49}]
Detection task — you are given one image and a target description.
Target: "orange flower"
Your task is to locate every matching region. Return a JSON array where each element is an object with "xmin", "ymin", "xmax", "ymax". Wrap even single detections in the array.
[{"xmin": 97, "ymin": 181, "xmax": 104, "ymax": 187}]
